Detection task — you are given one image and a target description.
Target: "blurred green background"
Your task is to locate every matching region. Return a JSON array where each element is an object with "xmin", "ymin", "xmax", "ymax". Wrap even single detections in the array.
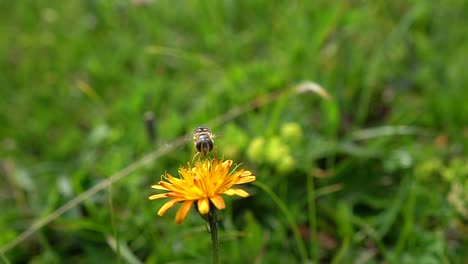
[{"xmin": 1, "ymin": 1, "xmax": 467, "ymax": 263}]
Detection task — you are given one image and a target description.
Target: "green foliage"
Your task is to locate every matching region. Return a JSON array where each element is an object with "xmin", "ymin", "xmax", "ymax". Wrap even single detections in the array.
[{"xmin": 1, "ymin": 0, "xmax": 467, "ymax": 263}]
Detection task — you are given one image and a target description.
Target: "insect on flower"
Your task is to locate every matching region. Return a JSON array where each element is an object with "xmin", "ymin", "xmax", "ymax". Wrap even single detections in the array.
[{"xmin": 193, "ymin": 126, "xmax": 215, "ymax": 156}]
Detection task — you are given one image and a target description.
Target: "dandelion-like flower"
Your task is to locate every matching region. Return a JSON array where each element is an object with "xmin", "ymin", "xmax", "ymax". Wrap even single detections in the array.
[{"xmin": 149, "ymin": 158, "xmax": 256, "ymax": 224}]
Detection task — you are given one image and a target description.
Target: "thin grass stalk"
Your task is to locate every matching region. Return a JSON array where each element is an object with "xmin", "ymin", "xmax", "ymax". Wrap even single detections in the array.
[
  {"xmin": 109, "ymin": 184, "xmax": 121, "ymax": 263},
  {"xmin": 307, "ymin": 170, "xmax": 318, "ymax": 263},
  {"xmin": 253, "ymin": 181, "xmax": 308, "ymax": 262}
]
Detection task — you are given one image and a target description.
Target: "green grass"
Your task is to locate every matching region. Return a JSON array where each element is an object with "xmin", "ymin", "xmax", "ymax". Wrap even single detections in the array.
[{"xmin": 1, "ymin": 1, "xmax": 467, "ymax": 263}]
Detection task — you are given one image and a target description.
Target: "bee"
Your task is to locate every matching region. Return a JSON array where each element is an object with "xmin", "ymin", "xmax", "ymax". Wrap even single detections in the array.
[{"xmin": 193, "ymin": 126, "xmax": 215, "ymax": 156}]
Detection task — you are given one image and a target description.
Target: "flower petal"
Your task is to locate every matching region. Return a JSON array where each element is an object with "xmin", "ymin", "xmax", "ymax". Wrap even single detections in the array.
[
  {"xmin": 151, "ymin": 184, "xmax": 169, "ymax": 190},
  {"xmin": 241, "ymin": 170, "xmax": 252, "ymax": 176},
  {"xmin": 210, "ymin": 195, "xmax": 225, "ymax": 210},
  {"xmin": 222, "ymin": 160, "xmax": 232, "ymax": 168},
  {"xmin": 198, "ymin": 198, "xmax": 210, "ymax": 215},
  {"xmin": 235, "ymin": 175, "xmax": 256, "ymax": 184},
  {"xmin": 176, "ymin": 200, "xmax": 194, "ymax": 224},
  {"xmin": 149, "ymin": 193, "xmax": 168, "ymax": 200},
  {"xmin": 159, "ymin": 181, "xmax": 174, "ymax": 190},
  {"xmin": 224, "ymin": 188, "xmax": 250, "ymax": 197},
  {"xmin": 157, "ymin": 199, "xmax": 179, "ymax": 216}
]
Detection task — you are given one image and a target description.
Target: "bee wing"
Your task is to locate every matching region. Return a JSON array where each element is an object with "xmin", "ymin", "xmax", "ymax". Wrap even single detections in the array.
[{"xmin": 173, "ymin": 137, "xmax": 193, "ymax": 150}]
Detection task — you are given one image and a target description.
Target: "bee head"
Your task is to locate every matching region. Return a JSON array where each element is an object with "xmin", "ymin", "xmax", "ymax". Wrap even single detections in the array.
[{"xmin": 194, "ymin": 126, "xmax": 211, "ymax": 134}]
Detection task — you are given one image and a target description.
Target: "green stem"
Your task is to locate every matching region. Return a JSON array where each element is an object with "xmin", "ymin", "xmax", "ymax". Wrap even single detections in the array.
[
  {"xmin": 307, "ymin": 172, "xmax": 318, "ymax": 263},
  {"xmin": 208, "ymin": 209, "xmax": 219, "ymax": 264}
]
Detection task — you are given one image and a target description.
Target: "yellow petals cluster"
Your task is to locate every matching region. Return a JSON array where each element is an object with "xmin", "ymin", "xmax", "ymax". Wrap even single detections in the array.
[{"xmin": 149, "ymin": 158, "xmax": 256, "ymax": 224}]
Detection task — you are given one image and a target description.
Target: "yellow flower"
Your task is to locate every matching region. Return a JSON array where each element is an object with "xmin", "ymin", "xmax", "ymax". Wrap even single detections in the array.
[{"xmin": 149, "ymin": 158, "xmax": 256, "ymax": 224}]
